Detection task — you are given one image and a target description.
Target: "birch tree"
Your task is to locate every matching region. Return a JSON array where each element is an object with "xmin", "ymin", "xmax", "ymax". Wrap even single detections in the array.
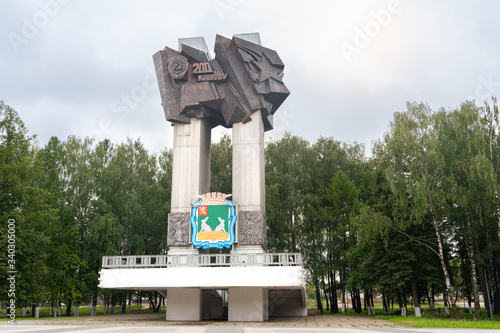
[{"xmin": 376, "ymin": 102, "xmax": 460, "ymax": 318}]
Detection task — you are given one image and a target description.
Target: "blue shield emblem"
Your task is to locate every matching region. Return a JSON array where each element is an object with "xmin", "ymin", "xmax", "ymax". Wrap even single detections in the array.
[{"xmin": 191, "ymin": 193, "xmax": 237, "ymax": 249}]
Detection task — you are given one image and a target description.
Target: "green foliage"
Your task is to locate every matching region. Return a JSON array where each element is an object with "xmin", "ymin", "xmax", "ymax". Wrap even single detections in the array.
[
  {"xmin": 265, "ymin": 133, "xmax": 314, "ymax": 252},
  {"xmin": 211, "ymin": 134, "xmax": 232, "ymax": 194},
  {"xmin": 1, "ymin": 96, "xmax": 500, "ymax": 322},
  {"xmin": 384, "ymin": 315, "xmax": 500, "ymax": 329},
  {"xmin": 0, "ymin": 101, "xmax": 56, "ymax": 307}
]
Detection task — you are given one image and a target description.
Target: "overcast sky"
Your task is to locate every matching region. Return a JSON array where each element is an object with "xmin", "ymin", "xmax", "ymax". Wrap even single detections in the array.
[{"xmin": 2, "ymin": 0, "xmax": 500, "ymax": 156}]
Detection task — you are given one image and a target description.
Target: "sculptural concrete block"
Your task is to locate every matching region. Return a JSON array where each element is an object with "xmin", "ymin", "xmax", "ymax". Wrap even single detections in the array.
[{"xmin": 153, "ymin": 33, "xmax": 289, "ymax": 252}]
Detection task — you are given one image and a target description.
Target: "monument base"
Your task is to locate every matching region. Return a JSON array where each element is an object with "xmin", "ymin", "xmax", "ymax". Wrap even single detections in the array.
[
  {"xmin": 99, "ymin": 252, "xmax": 306, "ymax": 322},
  {"xmin": 166, "ymin": 288, "xmax": 201, "ymax": 321}
]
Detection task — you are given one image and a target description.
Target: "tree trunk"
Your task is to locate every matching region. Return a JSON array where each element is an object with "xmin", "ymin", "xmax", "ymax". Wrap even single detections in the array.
[
  {"xmin": 442, "ymin": 286, "xmax": 449, "ymax": 315},
  {"xmin": 426, "ymin": 285, "xmax": 434, "ymax": 310},
  {"xmin": 370, "ymin": 288, "xmax": 375, "ymax": 315},
  {"xmin": 315, "ymin": 282, "xmax": 323, "ymax": 313},
  {"xmin": 487, "ymin": 247, "xmax": 496, "ymax": 318},
  {"xmin": 329, "ymin": 270, "xmax": 338, "ymax": 313},
  {"xmin": 139, "ymin": 291, "xmax": 142, "ymax": 312},
  {"xmin": 465, "ymin": 217, "xmax": 482, "ymax": 320},
  {"xmin": 403, "ymin": 292, "xmax": 407, "ymax": 317},
  {"xmin": 479, "ymin": 266, "xmax": 493, "ymax": 319},
  {"xmin": 397, "ymin": 293, "xmax": 402, "ymax": 314},
  {"xmin": 431, "ymin": 286, "xmax": 435, "ymax": 311},
  {"xmin": 410, "ymin": 274, "xmax": 421, "ymax": 317},
  {"xmin": 322, "ymin": 279, "xmax": 329, "ymax": 312},
  {"xmin": 121, "ymin": 290, "xmax": 127, "ymax": 313},
  {"xmin": 429, "ymin": 203, "xmax": 460, "ymax": 319},
  {"xmin": 128, "ymin": 291, "xmax": 132, "ymax": 313},
  {"xmin": 356, "ymin": 287, "xmax": 362, "ymax": 314},
  {"xmin": 65, "ymin": 299, "xmax": 72, "ymax": 316},
  {"xmin": 458, "ymin": 237, "xmax": 472, "ymax": 315},
  {"xmin": 364, "ymin": 289, "xmax": 369, "ymax": 313},
  {"xmin": 351, "ymin": 286, "xmax": 356, "ymax": 312},
  {"xmin": 92, "ymin": 294, "xmax": 97, "ymax": 316},
  {"xmin": 493, "ymin": 265, "xmax": 500, "ymax": 316},
  {"xmin": 341, "ymin": 268, "xmax": 347, "ymax": 313}
]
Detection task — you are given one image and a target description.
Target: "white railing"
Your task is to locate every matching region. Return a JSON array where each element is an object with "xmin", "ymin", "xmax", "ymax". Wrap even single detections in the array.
[{"xmin": 101, "ymin": 252, "xmax": 302, "ymax": 269}]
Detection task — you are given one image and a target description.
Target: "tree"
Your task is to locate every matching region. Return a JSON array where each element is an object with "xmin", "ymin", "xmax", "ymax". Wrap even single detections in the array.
[
  {"xmin": 37, "ymin": 136, "xmax": 82, "ymax": 315},
  {"xmin": 325, "ymin": 170, "xmax": 360, "ymax": 313},
  {"xmin": 211, "ymin": 134, "xmax": 232, "ymax": 194},
  {"xmin": 375, "ymin": 102, "xmax": 459, "ymax": 318},
  {"xmin": 101, "ymin": 138, "xmax": 168, "ymax": 256},
  {"xmin": 0, "ymin": 101, "xmax": 55, "ymax": 313},
  {"xmin": 265, "ymin": 133, "xmax": 313, "ymax": 252},
  {"xmin": 435, "ymin": 100, "xmax": 500, "ymax": 318}
]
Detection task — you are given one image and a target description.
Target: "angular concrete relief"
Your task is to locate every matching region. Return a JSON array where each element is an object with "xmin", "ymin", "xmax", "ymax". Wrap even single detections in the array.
[{"xmin": 153, "ymin": 34, "xmax": 289, "ymax": 131}]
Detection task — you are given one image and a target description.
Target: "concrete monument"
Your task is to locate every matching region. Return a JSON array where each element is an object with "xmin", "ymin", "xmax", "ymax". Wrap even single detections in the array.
[{"xmin": 99, "ymin": 34, "xmax": 305, "ymax": 322}]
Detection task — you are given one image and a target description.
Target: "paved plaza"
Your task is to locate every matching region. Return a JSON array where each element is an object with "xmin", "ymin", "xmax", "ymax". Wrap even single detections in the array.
[
  {"xmin": 1, "ymin": 308, "xmax": 402, "ymax": 330},
  {"xmin": 2, "ymin": 309, "xmax": 495, "ymax": 333}
]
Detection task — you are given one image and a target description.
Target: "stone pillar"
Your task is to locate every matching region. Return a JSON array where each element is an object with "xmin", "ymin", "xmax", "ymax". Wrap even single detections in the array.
[
  {"xmin": 166, "ymin": 288, "xmax": 201, "ymax": 321},
  {"xmin": 228, "ymin": 287, "xmax": 268, "ymax": 321},
  {"xmin": 168, "ymin": 118, "xmax": 211, "ymax": 253},
  {"xmin": 232, "ymin": 110, "xmax": 266, "ymax": 252}
]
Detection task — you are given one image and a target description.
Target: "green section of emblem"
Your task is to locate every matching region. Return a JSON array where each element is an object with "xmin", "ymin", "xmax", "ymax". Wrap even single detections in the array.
[{"xmin": 197, "ymin": 205, "xmax": 230, "ymax": 233}]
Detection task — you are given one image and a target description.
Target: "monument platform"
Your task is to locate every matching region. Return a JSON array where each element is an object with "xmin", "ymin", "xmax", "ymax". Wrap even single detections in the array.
[{"xmin": 98, "ymin": 252, "xmax": 306, "ymax": 321}]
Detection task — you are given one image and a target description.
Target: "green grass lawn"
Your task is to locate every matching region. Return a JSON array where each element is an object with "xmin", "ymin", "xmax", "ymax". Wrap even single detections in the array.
[
  {"xmin": 382, "ymin": 315, "xmax": 500, "ymax": 329},
  {"xmin": 313, "ymin": 303, "xmax": 500, "ymax": 329}
]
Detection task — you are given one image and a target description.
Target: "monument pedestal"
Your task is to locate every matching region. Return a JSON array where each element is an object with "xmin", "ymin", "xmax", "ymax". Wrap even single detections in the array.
[
  {"xmin": 99, "ymin": 253, "xmax": 306, "ymax": 322},
  {"xmin": 228, "ymin": 287, "xmax": 268, "ymax": 321},
  {"xmin": 166, "ymin": 288, "xmax": 201, "ymax": 321}
]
